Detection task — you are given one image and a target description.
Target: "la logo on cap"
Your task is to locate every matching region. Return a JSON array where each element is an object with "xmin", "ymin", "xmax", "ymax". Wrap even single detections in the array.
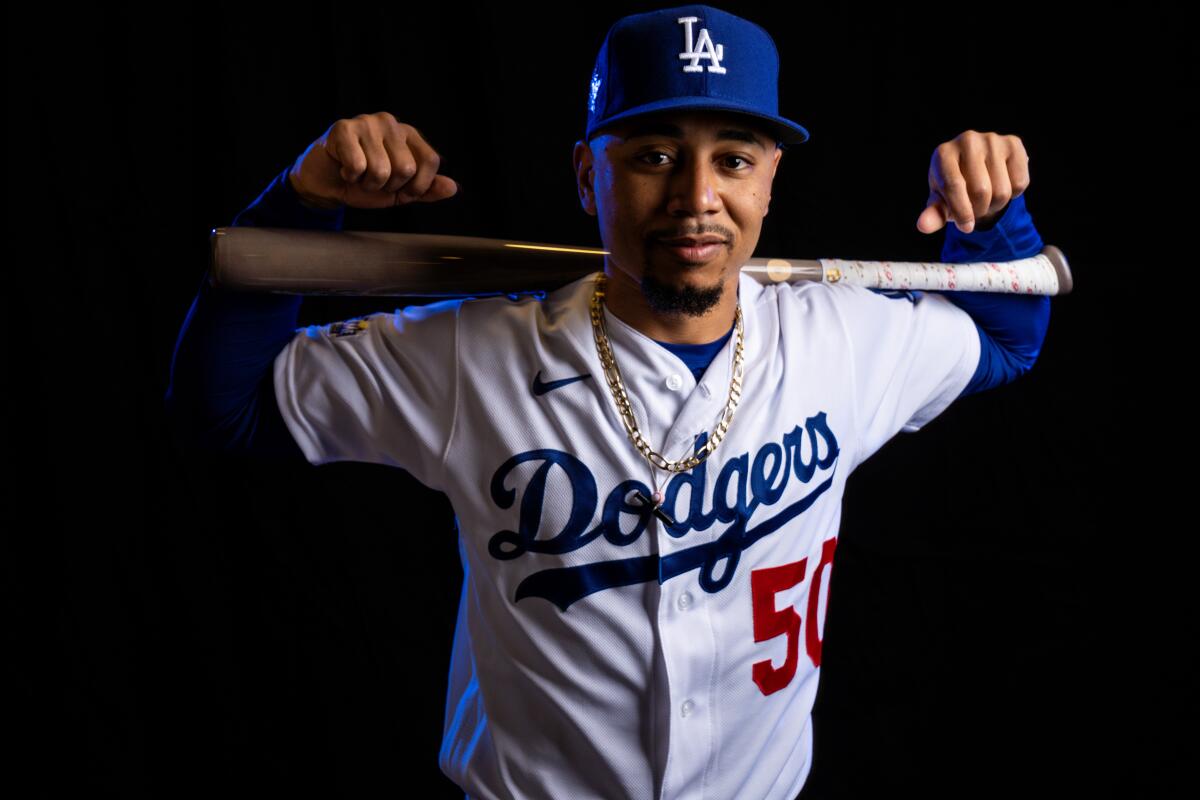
[{"xmin": 677, "ymin": 16, "xmax": 726, "ymax": 74}]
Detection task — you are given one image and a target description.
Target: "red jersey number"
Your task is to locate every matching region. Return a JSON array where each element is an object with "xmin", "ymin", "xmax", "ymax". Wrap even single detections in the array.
[{"xmin": 750, "ymin": 536, "xmax": 838, "ymax": 696}]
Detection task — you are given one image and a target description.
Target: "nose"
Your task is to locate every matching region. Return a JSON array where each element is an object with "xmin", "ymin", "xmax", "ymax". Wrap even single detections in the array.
[{"xmin": 665, "ymin": 156, "xmax": 723, "ymax": 218}]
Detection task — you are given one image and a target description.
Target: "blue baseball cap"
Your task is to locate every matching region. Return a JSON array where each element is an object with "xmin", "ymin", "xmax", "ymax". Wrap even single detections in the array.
[{"xmin": 585, "ymin": 4, "xmax": 810, "ymax": 151}]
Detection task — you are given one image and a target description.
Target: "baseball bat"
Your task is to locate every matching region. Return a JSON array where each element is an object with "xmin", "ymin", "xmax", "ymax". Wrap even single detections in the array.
[{"xmin": 208, "ymin": 226, "xmax": 1073, "ymax": 298}]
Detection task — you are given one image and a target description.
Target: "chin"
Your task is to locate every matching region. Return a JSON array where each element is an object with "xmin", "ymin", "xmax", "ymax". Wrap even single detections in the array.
[{"xmin": 649, "ymin": 247, "xmax": 727, "ymax": 277}]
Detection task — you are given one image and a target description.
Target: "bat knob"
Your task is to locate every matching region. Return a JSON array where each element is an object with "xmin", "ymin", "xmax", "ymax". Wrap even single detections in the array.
[{"xmin": 1040, "ymin": 245, "xmax": 1073, "ymax": 295}]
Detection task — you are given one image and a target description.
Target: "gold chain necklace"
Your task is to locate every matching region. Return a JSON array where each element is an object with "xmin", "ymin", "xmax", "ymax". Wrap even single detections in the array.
[{"xmin": 589, "ymin": 272, "xmax": 745, "ymax": 525}]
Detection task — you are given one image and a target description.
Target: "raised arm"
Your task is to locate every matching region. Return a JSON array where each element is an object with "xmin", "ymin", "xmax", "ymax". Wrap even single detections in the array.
[
  {"xmin": 164, "ymin": 112, "xmax": 461, "ymax": 462},
  {"xmin": 915, "ymin": 130, "xmax": 1052, "ymax": 398},
  {"xmin": 164, "ymin": 162, "xmax": 344, "ymax": 460}
]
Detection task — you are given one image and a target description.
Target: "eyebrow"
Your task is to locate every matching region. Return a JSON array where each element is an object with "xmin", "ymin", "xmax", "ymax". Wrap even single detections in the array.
[{"xmin": 621, "ymin": 121, "xmax": 767, "ymax": 149}]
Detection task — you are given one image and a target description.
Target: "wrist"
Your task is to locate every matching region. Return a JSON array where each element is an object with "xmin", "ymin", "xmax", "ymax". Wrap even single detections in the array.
[
  {"xmin": 287, "ymin": 169, "xmax": 343, "ymax": 211},
  {"xmin": 973, "ymin": 202, "xmax": 1007, "ymax": 232}
]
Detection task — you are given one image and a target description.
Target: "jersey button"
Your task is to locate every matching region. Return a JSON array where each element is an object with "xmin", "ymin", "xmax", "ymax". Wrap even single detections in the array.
[
  {"xmin": 680, "ymin": 699, "xmax": 695, "ymax": 718},
  {"xmin": 677, "ymin": 591, "xmax": 693, "ymax": 610},
  {"xmin": 665, "ymin": 373, "xmax": 684, "ymax": 391},
  {"xmin": 699, "ymin": 382, "xmax": 711, "ymax": 398}
]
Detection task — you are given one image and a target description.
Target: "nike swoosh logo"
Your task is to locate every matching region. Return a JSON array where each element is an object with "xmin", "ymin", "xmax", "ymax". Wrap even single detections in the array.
[
  {"xmin": 532, "ymin": 369, "xmax": 592, "ymax": 396},
  {"xmin": 868, "ymin": 287, "xmax": 918, "ymax": 304}
]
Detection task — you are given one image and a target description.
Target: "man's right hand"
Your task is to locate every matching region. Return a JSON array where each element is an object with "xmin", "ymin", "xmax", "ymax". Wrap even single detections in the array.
[{"xmin": 288, "ymin": 112, "xmax": 460, "ymax": 210}]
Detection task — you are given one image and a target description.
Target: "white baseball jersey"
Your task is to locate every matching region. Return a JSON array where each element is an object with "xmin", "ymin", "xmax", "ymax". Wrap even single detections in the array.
[{"xmin": 272, "ymin": 268, "xmax": 981, "ymax": 800}]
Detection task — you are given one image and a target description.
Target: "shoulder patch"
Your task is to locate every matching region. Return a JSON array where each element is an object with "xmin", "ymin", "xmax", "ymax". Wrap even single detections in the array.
[{"xmin": 329, "ymin": 317, "xmax": 369, "ymax": 337}]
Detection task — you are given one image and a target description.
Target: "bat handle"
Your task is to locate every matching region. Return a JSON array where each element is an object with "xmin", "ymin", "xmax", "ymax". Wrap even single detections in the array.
[{"xmin": 741, "ymin": 246, "xmax": 1071, "ymax": 295}]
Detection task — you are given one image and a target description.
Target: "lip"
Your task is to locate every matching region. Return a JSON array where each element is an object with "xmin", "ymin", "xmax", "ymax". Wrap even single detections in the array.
[{"xmin": 656, "ymin": 238, "xmax": 727, "ymax": 264}]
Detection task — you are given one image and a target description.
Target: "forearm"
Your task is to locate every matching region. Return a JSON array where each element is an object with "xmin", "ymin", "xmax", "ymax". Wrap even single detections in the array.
[
  {"xmin": 935, "ymin": 194, "xmax": 1052, "ymax": 395},
  {"xmin": 165, "ymin": 163, "xmax": 345, "ymax": 458}
]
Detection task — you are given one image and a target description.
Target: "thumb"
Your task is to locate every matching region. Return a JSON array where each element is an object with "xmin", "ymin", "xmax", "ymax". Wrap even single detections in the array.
[
  {"xmin": 916, "ymin": 192, "xmax": 947, "ymax": 234},
  {"xmin": 411, "ymin": 174, "xmax": 461, "ymax": 203}
]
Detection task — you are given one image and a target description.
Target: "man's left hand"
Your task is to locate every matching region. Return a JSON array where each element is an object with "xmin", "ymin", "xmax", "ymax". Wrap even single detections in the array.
[{"xmin": 916, "ymin": 130, "xmax": 1030, "ymax": 234}]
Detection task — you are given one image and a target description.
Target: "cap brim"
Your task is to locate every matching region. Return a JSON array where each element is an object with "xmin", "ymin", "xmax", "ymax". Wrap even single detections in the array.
[{"xmin": 588, "ymin": 96, "xmax": 810, "ymax": 148}]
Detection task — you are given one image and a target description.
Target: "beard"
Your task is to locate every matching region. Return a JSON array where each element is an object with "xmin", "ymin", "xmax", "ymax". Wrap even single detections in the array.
[{"xmin": 639, "ymin": 264, "xmax": 727, "ymax": 318}]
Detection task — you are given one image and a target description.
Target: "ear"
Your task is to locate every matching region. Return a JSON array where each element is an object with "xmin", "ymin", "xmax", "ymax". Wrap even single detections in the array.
[
  {"xmin": 573, "ymin": 140, "xmax": 598, "ymax": 216},
  {"xmin": 763, "ymin": 146, "xmax": 783, "ymax": 217}
]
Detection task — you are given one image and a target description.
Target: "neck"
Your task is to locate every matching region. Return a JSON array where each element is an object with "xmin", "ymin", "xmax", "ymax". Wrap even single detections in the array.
[{"xmin": 601, "ymin": 263, "xmax": 739, "ymax": 344}]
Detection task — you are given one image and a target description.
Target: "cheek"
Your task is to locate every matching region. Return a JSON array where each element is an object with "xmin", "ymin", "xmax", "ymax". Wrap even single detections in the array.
[
  {"xmin": 600, "ymin": 180, "xmax": 654, "ymax": 227},
  {"xmin": 735, "ymin": 187, "xmax": 771, "ymax": 227},
  {"xmin": 752, "ymin": 180, "xmax": 772, "ymax": 209},
  {"xmin": 595, "ymin": 194, "xmax": 626, "ymax": 236}
]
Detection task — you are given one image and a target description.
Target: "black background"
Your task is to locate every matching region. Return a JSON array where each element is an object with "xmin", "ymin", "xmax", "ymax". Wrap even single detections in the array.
[{"xmin": 10, "ymin": 2, "xmax": 1188, "ymax": 797}]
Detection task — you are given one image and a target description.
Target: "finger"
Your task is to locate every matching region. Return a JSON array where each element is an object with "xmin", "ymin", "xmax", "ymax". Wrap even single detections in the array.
[
  {"xmin": 934, "ymin": 147, "xmax": 974, "ymax": 233},
  {"xmin": 328, "ymin": 123, "xmax": 367, "ymax": 184},
  {"xmin": 957, "ymin": 135, "xmax": 992, "ymax": 232},
  {"xmin": 1007, "ymin": 135, "xmax": 1031, "ymax": 198},
  {"xmin": 356, "ymin": 120, "xmax": 394, "ymax": 193},
  {"xmin": 380, "ymin": 123, "xmax": 419, "ymax": 196},
  {"xmin": 983, "ymin": 137, "xmax": 1013, "ymax": 218},
  {"xmin": 398, "ymin": 127, "xmax": 443, "ymax": 200}
]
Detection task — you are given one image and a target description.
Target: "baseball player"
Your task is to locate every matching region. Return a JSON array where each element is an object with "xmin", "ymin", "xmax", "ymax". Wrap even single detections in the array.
[{"xmin": 166, "ymin": 5, "xmax": 1051, "ymax": 798}]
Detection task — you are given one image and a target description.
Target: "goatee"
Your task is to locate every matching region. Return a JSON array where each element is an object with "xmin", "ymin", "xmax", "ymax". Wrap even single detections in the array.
[{"xmin": 640, "ymin": 267, "xmax": 725, "ymax": 318}]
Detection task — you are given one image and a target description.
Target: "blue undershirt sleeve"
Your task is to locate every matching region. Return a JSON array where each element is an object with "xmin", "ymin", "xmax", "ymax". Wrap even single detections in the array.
[
  {"xmin": 164, "ymin": 164, "xmax": 345, "ymax": 460},
  {"xmin": 935, "ymin": 192, "xmax": 1052, "ymax": 399}
]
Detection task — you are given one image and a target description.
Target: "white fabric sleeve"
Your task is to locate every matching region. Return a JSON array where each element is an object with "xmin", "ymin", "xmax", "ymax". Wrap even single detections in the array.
[
  {"xmin": 271, "ymin": 298, "xmax": 460, "ymax": 490},
  {"xmin": 832, "ymin": 285, "xmax": 981, "ymax": 464}
]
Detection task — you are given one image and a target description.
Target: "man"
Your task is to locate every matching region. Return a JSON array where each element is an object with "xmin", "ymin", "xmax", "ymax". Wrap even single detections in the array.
[{"xmin": 166, "ymin": 5, "xmax": 1050, "ymax": 798}]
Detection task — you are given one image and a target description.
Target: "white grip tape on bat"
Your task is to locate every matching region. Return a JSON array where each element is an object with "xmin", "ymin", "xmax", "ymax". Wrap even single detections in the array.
[{"xmin": 818, "ymin": 253, "xmax": 1060, "ymax": 295}]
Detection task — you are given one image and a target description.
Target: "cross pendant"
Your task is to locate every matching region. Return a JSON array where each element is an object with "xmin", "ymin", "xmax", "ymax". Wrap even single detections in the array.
[{"xmin": 633, "ymin": 490, "xmax": 676, "ymax": 526}]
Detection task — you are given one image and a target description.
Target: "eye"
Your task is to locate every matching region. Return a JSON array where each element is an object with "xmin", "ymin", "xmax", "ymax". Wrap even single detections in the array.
[
  {"xmin": 637, "ymin": 150, "xmax": 672, "ymax": 166},
  {"xmin": 634, "ymin": 151, "xmax": 754, "ymax": 170}
]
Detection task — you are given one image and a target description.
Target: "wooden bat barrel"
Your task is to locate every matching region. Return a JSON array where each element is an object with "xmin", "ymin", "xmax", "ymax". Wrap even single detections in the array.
[{"xmin": 209, "ymin": 226, "xmax": 1072, "ymax": 297}]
